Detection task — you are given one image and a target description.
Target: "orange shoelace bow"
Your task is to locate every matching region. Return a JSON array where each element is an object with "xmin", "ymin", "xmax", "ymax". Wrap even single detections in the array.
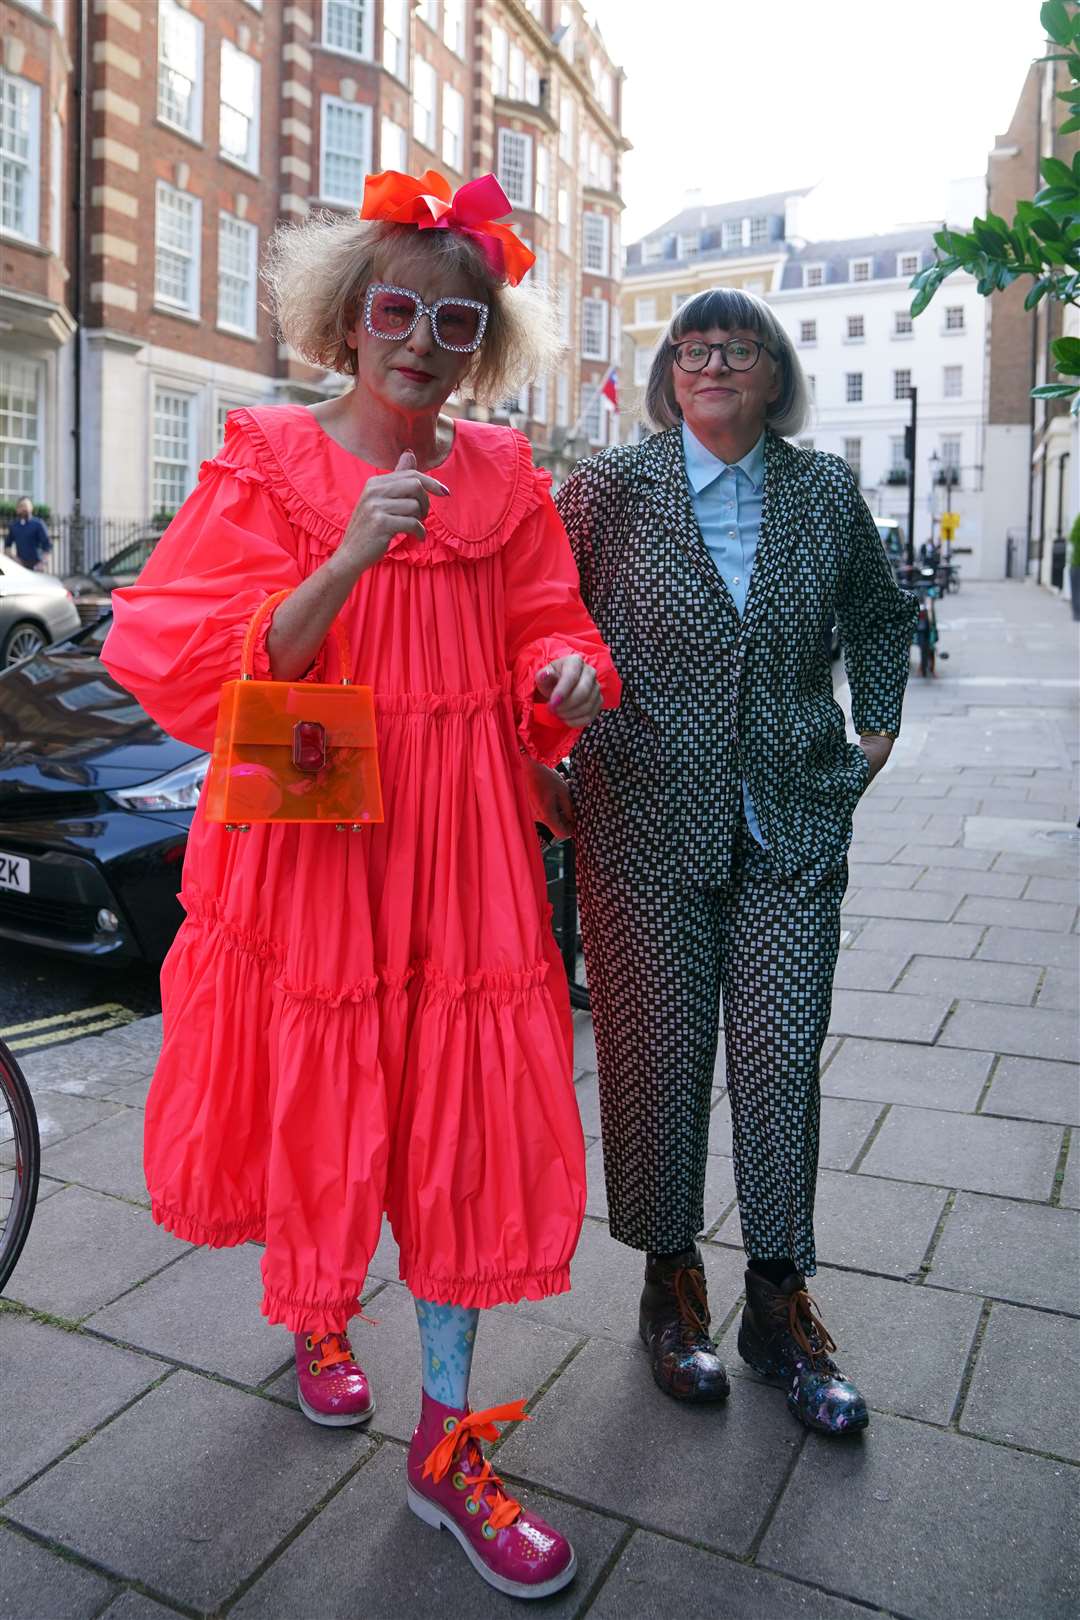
[
  {"xmin": 421, "ymin": 1399, "xmax": 531, "ymax": 1531},
  {"xmin": 672, "ymin": 1266, "xmax": 712, "ymax": 1346},
  {"xmin": 787, "ymin": 1290, "xmax": 838, "ymax": 1366}
]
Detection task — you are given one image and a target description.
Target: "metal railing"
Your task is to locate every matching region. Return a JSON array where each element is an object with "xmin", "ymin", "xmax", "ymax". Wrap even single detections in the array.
[{"xmin": 4, "ymin": 515, "xmax": 163, "ymax": 577}]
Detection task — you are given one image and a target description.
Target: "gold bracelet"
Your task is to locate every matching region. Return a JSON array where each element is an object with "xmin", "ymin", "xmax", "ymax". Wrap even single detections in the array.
[{"xmin": 859, "ymin": 730, "xmax": 897, "ymax": 740}]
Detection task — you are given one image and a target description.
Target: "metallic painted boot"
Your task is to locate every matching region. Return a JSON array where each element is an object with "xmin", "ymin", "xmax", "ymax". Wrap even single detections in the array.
[
  {"xmin": 294, "ymin": 1330, "xmax": 375, "ymax": 1427},
  {"xmin": 406, "ymin": 1391, "xmax": 577, "ymax": 1600},
  {"xmin": 638, "ymin": 1245, "xmax": 731, "ymax": 1403},
  {"xmin": 737, "ymin": 1269, "xmax": 868, "ymax": 1435}
]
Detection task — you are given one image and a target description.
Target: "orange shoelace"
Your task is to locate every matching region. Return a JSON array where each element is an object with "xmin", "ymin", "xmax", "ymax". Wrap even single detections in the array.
[
  {"xmin": 786, "ymin": 1290, "xmax": 838, "ymax": 1366},
  {"xmin": 672, "ymin": 1266, "xmax": 712, "ymax": 1346},
  {"xmin": 303, "ymin": 1331, "xmax": 356, "ymax": 1374},
  {"xmin": 421, "ymin": 1399, "xmax": 531, "ymax": 1531}
]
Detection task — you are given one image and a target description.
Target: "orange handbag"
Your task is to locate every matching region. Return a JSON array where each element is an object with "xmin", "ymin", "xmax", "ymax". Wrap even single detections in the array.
[{"xmin": 204, "ymin": 589, "xmax": 384, "ymax": 830}]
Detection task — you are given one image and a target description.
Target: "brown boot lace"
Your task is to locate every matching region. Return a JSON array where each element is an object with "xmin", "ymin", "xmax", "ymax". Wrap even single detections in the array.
[
  {"xmin": 672, "ymin": 1266, "xmax": 713, "ymax": 1348},
  {"xmin": 786, "ymin": 1289, "xmax": 838, "ymax": 1368}
]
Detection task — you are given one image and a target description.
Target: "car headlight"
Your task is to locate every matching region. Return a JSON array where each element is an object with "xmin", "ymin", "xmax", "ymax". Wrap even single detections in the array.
[{"xmin": 107, "ymin": 755, "xmax": 210, "ymax": 812}]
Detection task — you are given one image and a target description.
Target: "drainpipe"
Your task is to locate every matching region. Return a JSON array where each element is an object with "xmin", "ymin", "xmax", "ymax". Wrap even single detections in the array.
[{"xmin": 70, "ymin": 0, "xmax": 89, "ymax": 565}]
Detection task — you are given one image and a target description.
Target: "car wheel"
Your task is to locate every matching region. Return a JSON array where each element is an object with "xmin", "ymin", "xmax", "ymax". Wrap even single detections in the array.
[{"xmin": 2, "ymin": 621, "xmax": 47, "ymax": 666}]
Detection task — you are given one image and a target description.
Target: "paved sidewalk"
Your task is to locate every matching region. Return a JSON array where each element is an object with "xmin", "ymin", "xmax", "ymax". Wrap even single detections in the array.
[{"xmin": 1, "ymin": 580, "xmax": 1077, "ymax": 1620}]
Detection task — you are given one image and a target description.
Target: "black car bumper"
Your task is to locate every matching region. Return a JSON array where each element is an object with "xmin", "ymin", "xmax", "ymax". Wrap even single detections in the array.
[{"xmin": 0, "ymin": 805, "xmax": 192, "ymax": 961}]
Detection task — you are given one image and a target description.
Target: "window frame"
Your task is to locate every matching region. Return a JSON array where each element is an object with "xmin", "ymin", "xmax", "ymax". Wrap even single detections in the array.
[
  {"xmin": 581, "ymin": 295, "xmax": 609, "ymax": 361},
  {"xmin": 412, "ymin": 58, "xmax": 437, "ymax": 151},
  {"xmin": 0, "ymin": 70, "xmax": 42, "ymax": 244},
  {"xmin": 442, "ymin": 0, "xmax": 465, "ymax": 57},
  {"xmin": 634, "ymin": 294, "xmax": 657, "ymax": 324},
  {"xmin": 846, "ymin": 313, "xmax": 865, "ymax": 342},
  {"xmin": 893, "ymin": 368, "xmax": 913, "ymax": 400},
  {"xmin": 157, "ymin": 0, "xmax": 204, "ymax": 142},
  {"xmin": 151, "ymin": 385, "xmax": 198, "ymax": 515},
  {"xmin": 218, "ymin": 40, "xmax": 260, "ymax": 173},
  {"xmin": 154, "ymin": 180, "xmax": 202, "ymax": 318},
  {"xmin": 498, "ymin": 127, "xmax": 531, "ymax": 210},
  {"xmin": 802, "ymin": 262, "xmax": 824, "ymax": 288},
  {"xmin": 845, "ymin": 371, "xmax": 863, "ymax": 404},
  {"xmin": 320, "ymin": 95, "xmax": 373, "ymax": 208},
  {"xmin": 894, "ymin": 308, "xmax": 913, "ymax": 337},
  {"xmin": 799, "ymin": 319, "xmax": 817, "ymax": 346},
  {"xmin": 441, "ymin": 83, "xmax": 464, "ymax": 172},
  {"xmin": 582, "ymin": 210, "xmax": 610, "ymax": 277},
  {"xmin": 843, "ymin": 436, "xmax": 862, "ymax": 479},
  {"xmin": 0, "ymin": 356, "xmax": 42, "ymax": 504},
  {"xmin": 322, "ymin": 0, "xmax": 375, "ymax": 61},
  {"xmin": 217, "ymin": 210, "xmax": 259, "ymax": 338},
  {"xmin": 944, "ymin": 305, "xmax": 965, "ymax": 332},
  {"xmin": 849, "ymin": 256, "xmax": 873, "ymax": 283},
  {"xmin": 943, "ymin": 364, "xmax": 963, "ymax": 399},
  {"xmin": 380, "ymin": 114, "xmax": 407, "ymax": 173},
  {"xmin": 897, "ymin": 251, "xmax": 921, "ymax": 278},
  {"xmin": 382, "ymin": 0, "xmax": 409, "ymax": 82}
]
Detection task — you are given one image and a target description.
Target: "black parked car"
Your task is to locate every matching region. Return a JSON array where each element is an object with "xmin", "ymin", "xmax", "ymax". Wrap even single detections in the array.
[
  {"xmin": 63, "ymin": 531, "xmax": 163, "ymax": 624},
  {"xmin": 0, "ymin": 616, "xmax": 204, "ymax": 961}
]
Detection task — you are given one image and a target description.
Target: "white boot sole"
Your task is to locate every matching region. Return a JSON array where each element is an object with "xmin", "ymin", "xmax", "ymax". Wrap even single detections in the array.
[
  {"xmin": 297, "ymin": 1388, "xmax": 375, "ymax": 1428},
  {"xmin": 406, "ymin": 1483, "xmax": 577, "ymax": 1600}
]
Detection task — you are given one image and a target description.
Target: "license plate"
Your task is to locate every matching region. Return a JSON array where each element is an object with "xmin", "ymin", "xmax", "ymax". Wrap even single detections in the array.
[{"xmin": 0, "ymin": 852, "xmax": 29, "ymax": 894}]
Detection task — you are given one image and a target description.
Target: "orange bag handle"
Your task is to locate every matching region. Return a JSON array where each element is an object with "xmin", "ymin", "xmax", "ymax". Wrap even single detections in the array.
[{"xmin": 240, "ymin": 588, "xmax": 353, "ymax": 685}]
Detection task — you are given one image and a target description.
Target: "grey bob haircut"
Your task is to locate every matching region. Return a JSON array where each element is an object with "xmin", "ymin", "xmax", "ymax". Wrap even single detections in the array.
[{"xmin": 644, "ymin": 286, "xmax": 810, "ymax": 438}]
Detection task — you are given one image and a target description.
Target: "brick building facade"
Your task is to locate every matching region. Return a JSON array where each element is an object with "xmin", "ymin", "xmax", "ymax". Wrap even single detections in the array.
[{"xmin": 0, "ymin": 0, "xmax": 625, "ymax": 555}]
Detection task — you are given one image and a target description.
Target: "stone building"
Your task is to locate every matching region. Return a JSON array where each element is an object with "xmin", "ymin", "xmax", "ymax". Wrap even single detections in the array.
[{"xmin": 0, "ymin": 0, "xmax": 625, "ymax": 559}]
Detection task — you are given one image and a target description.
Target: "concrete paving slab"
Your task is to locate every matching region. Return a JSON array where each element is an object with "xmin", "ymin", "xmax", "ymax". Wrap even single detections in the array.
[
  {"xmin": 98, "ymin": 1596, "xmax": 180, "ymax": 1620},
  {"xmin": 586, "ymin": 1529, "xmax": 872, "ymax": 1620},
  {"xmin": 860, "ymin": 1106, "xmax": 1061, "ymax": 1200},
  {"xmin": 846, "ymin": 862, "xmax": 919, "ymax": 889},
  {"xmin": 845, "ymin": 840, "xmax": 906, "ymax": 864},
  {"xmin": 40, "ymin": 1110, "xmax": 149, "ymax": 1206},
  {"xmin": 1025, "ymin": 874, "xmax": 1080, "ymax": 903},
  {"xmin": 268, "ymin": 1280, "xmax": 583, "ymax": 1444},
  {"xmin": 720, "ymin": 1266, "xmax": 982, "ymax": 1425},
  {"xmin": 831, "ymin": 949, "xmax": 910, "ymax": 991},
  {"xmin": 914, "ymin": 868, "xmax": 1028, "ymax": 899},
  {"xmin": 977, "ymin": 925, "xmax": 1080, "ymax": 970},
  {"xmin": 894, "ymin": 845, "xmax": 996, "ymax": 871},
  {"xmin": 928, "ymin": 1193, "xmax": 1080, "ymax": 1314},
  {"xmin": 85, "ymin": 1244, "xmax": 287, "ymax": 1386},
  {"xmin": 712, "ymin": 1169, "xmax": 949, "ymax": 1279},
  {"xmin": 7, "ymin": 1371, "xmax": 375, "ymax": 1613},
  {"xmin": 981, "ymin": 1056, "xmax": 1080, "ymax": 1126},
  {"xmin": 941, "ymin": 1001, "xmax": 1078, "ymax": 1064},
  {"xmin": 960, "ymin": 1302, "xmax": 1080, "ymax": 1463},
  {"xmin": 848, "ymin": 918, "xmax": 983, "ymax": 959},
  {"xmin": 17, "ymin": 1045, "xmax": 153, "ymax": 1102},
  {"xmin": 842, "ymin": 887, "xmax": 961, "ymax": 922},
  {"xmin": 0, "ymin": 1524, "xmax": 116, "ymax": 1620},
  {"xmin": 821, "ymin": 1037, "xmax": 992, "ymax": 1112},
  {"xmin": 2, "ymin": 1167, "xmax": 65, "ymax": 1205},
  {"xmin": 0, "ymin": 1090, "xmax": 121, "ymax": 1166},
  {"xmin": 759, "ymin": 1413, "xmax": 1080, "ymax": 1620},
  {"xmin": 0, "ymin": 1313, "xmax": 161, "ymax": 1496},
  {"xmin": 828, "ymin": 988, "xmax": 950, "ymax": 1043},
  {"xmin": 708, "ymin": 1092, "xmax": 880, "ymax": 1171},
  {"xmin": 100, "ymin": 1073, "xmax": 152, "ymax": 1107},
  {"xmin": 5, "ymin": 1186, "xmax": 186, "ymax": 1323},
  {"xmin": 1036, "ymin": 967, "xmax": 1078, "ymax": 1010},
  {"xmin": 1059, "ymin": 1139, "xmax": 1080, "ymax": 1209},
  {"xmin": 955, "ymin": 895, "xmax": 1077, "ymax": 934},
  {"xmin": 232, "ymin": 1442, "xmax": 624, "ymax": 1620},
  {"xmin": 894, "ymin": 955, "xmax": 1040, "ymax": 1005},
  {"xmin": 497, "ymin": 1337, "xmax": 799, "ymax": 1556},
  {"xmin": 574, "ymin": 1069, "xmax": 601, "ymax": 1134}
]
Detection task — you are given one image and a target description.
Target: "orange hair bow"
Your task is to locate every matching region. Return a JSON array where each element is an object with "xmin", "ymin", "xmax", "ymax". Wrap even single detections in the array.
[{"xmin": 360, "ymin": 169, "xmax": 536, "ymax": 287}]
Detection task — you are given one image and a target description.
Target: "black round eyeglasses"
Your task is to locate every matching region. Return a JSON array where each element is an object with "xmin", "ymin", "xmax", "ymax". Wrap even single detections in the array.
[{"xmin": 670, "ymin": 338, "xmax": 775, "ymax": 373}]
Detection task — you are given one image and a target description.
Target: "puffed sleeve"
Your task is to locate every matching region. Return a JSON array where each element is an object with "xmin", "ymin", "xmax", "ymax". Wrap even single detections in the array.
[
  {"xmin": 503, "ymin": 491, "xmax": 621, "ymax": 766},
  {"xmin": 834, "ymin": 466, "xmax": 919, "ymax": 737},
  {"xmin": 101, "ymin": 451, "xmax": 321, "ymax": 750}
]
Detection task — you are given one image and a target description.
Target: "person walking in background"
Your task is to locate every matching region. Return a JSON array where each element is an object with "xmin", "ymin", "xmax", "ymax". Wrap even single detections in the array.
[
  {"xmin": 4, "ymin": 497, "xmax": 52, "ymax": 570},
  {"xmin": 536, "ymin": 286, "xmax": 916, "ymax": 1436},
  {"xmin": 102, "ymin": 168, "xmax": 620, "ymax": 1601}
]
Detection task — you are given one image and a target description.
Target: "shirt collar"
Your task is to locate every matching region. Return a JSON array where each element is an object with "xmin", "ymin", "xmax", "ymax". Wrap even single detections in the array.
[{"xmin": 681, "ymin": 420, "xmax": 766, "ymax": 494}]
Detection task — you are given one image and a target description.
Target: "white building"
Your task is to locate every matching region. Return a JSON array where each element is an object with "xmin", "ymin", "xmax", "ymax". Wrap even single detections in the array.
[{"xmin": 771, "ymin": 230, "xmax": 988, "ymax": 573}]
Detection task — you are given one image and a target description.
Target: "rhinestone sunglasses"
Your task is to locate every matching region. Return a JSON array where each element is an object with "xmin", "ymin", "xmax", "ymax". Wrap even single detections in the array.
[{"xmin": 363, "ymin": 283, "xmax": 490, "ymax": 353}]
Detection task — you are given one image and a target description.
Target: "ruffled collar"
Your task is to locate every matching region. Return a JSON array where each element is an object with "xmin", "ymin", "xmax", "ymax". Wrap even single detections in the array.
[{"xmin": 221, "ymin": 404, "xmax": 549, "ymax": 566}]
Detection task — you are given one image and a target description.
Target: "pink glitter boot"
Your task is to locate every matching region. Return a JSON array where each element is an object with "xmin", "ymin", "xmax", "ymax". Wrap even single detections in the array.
[
  {"xmin": 406, "ymin": 1391, "xmax": 576, "ymax": 1600},
  {"xmin": 293, "ymin": 1330, "xmax": 374, "ymax": 1427}
]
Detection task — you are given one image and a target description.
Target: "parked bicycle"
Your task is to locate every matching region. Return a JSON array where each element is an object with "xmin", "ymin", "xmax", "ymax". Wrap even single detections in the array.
[
  {"xmin": 0, "ymin": 1037, "xmax": 39, "ymax": 1294},
  {"xmin": 902, "ymin": 562, "xmax": 949, "ymax": 678}
]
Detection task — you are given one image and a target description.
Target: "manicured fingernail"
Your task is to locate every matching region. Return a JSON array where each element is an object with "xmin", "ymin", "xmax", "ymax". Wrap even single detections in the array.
[
  {"xmin": 435, "ymin": 483, "xmax": 450, "ymax": 496},
  {"xmin": 550, "ymin": 694, "xmax": 562, "ymax": 707}
]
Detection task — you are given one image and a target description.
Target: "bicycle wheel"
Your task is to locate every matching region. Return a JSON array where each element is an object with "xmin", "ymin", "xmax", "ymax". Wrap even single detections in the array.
[{"xmin": 0, "ymin": 1039, "xmax": 40, "ymax": 1295}]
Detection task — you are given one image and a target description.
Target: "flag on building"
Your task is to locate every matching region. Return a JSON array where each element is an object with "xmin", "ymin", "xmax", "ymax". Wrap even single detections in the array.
[{"xmin": 600, "ymin": 368, "xmax": 619, "ymax": 410}]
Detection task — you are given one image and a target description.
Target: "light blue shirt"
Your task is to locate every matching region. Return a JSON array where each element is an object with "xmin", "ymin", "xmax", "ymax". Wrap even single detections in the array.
[{"xmin": 682, "ymin": 420, "xmax": 767, "ymax": 846}]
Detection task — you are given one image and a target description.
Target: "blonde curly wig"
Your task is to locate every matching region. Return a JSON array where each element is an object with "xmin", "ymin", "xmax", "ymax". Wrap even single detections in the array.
[{"xmin": 262, "ymin": 213, "xmax": 560, "ymax": 405}]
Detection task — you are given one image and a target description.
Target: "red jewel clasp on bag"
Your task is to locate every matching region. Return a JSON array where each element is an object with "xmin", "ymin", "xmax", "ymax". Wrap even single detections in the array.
[{"xmin": 292, "ymin": 720, "xmax": 327, "ymax": 774}]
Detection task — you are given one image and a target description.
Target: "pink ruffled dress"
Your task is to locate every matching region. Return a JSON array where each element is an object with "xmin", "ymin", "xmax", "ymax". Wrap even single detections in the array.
[{"xmin": 102, "ymin": 405, "xmax": 620, "ymax": 1334}]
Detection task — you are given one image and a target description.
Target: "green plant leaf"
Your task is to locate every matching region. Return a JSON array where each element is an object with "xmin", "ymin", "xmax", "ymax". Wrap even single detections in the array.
[
  {"xmin": 1061, "ymin": 115, "xmax": 1080, "ymax": 133},
  {"xmin": 1051, "ymin": 335, "xmax": 1080, "ymax": 372},
  {"xmin": 1030, "ymin": 209, "xmax": 1066, "ymax": 240},
  {"xmin": 1040, "ymin": 0, "xmax": 1069, "ymax": 41},
  {"xmin": 1041, "ymin": 156, "xmax": 1077, "ymax": 189},
  {"xmin": 1031, "ymin": 382, "xmax": 1080, "ymax": 397},
  {"xmin": 1024, "ymin": 277, "xmax": 1051, "ymax": 309}
]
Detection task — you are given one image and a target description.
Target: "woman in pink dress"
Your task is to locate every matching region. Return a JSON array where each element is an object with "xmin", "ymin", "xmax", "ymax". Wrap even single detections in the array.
[{"xmin": 103, "ymin": 170, "xmax": 620, "ymax": 1601}]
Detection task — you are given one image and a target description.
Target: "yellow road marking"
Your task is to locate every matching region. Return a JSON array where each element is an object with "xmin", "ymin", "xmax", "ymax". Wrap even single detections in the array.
[
  {"xmin": 0, "ymin": 1003, "xmax": 133, "ymax": 1039},
  {"xmin": 7, "ymin": 1011, "xmax": 138, "ymax": 1052}
]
